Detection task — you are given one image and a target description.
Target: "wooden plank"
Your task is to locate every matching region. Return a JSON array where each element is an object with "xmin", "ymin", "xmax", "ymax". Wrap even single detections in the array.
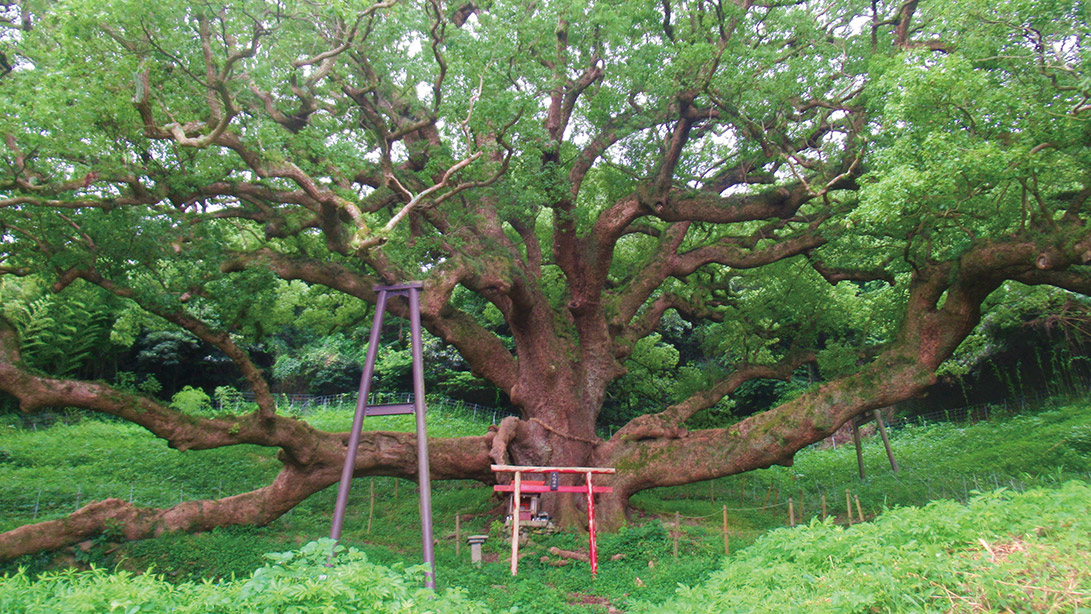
[
  {"xmin": 510, "ymin": 471, "xmax": 521, "ymax": 576},
  {"xmin": 364, "ymin": 403, "xmax": 415, "ymax": 416},
  {"xmin": 491, "ymin": 464, "xmax": 616, "ymax": 475}
]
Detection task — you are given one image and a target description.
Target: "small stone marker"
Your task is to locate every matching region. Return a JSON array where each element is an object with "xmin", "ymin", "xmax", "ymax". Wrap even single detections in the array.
[{"xmin": 467, "ymin": 535, "xmax": 489, "ymax": 567}]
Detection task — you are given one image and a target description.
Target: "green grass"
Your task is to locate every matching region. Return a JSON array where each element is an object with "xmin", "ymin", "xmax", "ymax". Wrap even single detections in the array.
[
  {"xmin": 2, "ymin": 399, "xmax": 1090, "ymax": 611},
  {"xmin": 0, "ymin": 539, "xmax": 491, "ymax": 614},
  {"xmin": 0, "ymin": 419, "xmax": 280, "ymax": 533},
  {"xmin": 635, "ymin": 401, "xmax": 1091, "ymax": 535},
  {"xmin": 640, "ymin": 481, "xmax": 1091, "ymax": 613},
  {"xmin": 0, "ymin": 403, "xmax": 488, "ymax": 533},
  {"xmin": 2, "ymin": 486, "xmax": 1088, "ymax": 613}
]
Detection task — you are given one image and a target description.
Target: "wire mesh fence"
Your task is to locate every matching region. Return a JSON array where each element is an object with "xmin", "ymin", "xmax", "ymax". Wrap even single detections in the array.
[
  {"xmin": 7, "ymin": 382, "xmax": 1090, "ymax": 527},
  {"xmin": 12, "ymin": 381, "xmax": 1090, "ymax": 437},
  {"xmin": 885, "ymin": 382, "xmax": 1091, "ymax": 431},
  {"xmin": 229, "ymin": 391, "xmax": 523, "ymax": 425}
]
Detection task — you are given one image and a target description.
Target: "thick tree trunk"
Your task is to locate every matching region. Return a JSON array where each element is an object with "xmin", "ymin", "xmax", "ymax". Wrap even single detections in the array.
[
  {"xmin": 0, "ymin": 465, "xmax": 333, "ymax": 560},
  {"xmin": 0, "ymin": 427, "xmax": 497, "ymax": 561},
  {"xmin": 491, "ymin": 399, "xmax": 602, "ymax": 529},
  {"xmin": 580, "ymin": 239, "xmax": 1050, "ymax": 530},
  {"xmin": 0, "ymin": 324, "xmax": 498, "ymax": 560},
  {"xmin": 3, "ymin": 231, "xmax": 1089, "ymax": 558}
]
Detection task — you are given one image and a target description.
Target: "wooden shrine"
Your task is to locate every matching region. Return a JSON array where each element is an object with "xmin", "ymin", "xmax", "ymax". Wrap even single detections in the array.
[{"xmin": 491, "ymin": 464, "xmax": 615, "ymax": 576}]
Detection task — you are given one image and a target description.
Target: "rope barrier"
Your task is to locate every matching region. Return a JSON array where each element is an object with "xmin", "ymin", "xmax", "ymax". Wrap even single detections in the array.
[
  {"xmin": 721, "ymin": 501, "xmax": 791, "ymax": 511},
  {"xmin": 528, "ymin": 417, "xmax": 602, "ymax": 445},
  {"xmin": 674, "ymin": 500, "xmax": 790, "ymax": 520},
  {"xmin": 674, "ymin": 511, "xmax": 720, "ymax": 520}
]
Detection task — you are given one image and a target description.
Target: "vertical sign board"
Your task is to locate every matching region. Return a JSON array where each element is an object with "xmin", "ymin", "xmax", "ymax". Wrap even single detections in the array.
[{"xmin": 329, "ymin": 282, "xmax": 435, "ymax": 590}]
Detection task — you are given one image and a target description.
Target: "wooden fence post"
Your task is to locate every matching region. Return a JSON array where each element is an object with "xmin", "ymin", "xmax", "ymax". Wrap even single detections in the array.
[
  {"xmin": 722, "ymin": 506, "xmax": 729, "ymax": 555},
  {"xmin": 852, "ymin": 420, "xmax": 865, "ymax": 480},
  {"xmin": 367, "ymin": 479, "xmax": 375, "ymax": 533},
  {"xmin": 673, "ymin": 511, "xmax": 680, "ymax": 560}
]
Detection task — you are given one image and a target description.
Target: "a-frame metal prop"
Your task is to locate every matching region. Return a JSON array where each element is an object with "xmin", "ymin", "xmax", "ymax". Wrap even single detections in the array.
[{"xmin": 329, "ymin": 282, "xmax": 435, "ymax": 590}]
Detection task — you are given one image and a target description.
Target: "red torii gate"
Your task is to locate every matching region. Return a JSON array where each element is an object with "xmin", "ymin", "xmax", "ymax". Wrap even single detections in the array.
[{"xmin": 491, "ymin": 464, "xmax": 615, "ymax": 576}]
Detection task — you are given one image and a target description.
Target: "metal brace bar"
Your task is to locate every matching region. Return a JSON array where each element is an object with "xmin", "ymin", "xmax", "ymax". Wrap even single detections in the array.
[{"xmin": 328, "ymin": 282, "xmax": 435, "ymax": 590}]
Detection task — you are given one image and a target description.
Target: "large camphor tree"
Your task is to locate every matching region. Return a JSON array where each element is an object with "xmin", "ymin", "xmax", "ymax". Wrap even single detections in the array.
[{"xmin": 2, "ymin": 0, "xmax": 1090, "ymax": 558}]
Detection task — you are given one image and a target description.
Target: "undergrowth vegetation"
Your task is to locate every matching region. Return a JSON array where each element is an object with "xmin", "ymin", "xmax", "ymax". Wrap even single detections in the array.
[
  {"xmin": 642, "ymin": 482, "xmax": 1091, "ymax": 613},
  {"xmin": 1, "ymin": 399, "xmax": 1090, "ymax": 612},
  {"xmin": 638, "ymin": 401, "xmax": 1091, "ymax": 526},
  {"xmin": 0, "ymin": 539, "xmax": 488, "ymax": 614}
]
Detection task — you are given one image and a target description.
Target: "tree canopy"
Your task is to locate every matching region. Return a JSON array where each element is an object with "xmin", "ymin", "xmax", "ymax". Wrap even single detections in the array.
[{"xmin": 2, "ymin": 0, "xmax": 1090, "ymax": 558}]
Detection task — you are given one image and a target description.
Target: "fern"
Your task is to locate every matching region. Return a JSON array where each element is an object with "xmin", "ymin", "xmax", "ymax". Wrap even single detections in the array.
[{"xmin": 4, "ymin": 291, "xmax": 116, "ymax": 378}]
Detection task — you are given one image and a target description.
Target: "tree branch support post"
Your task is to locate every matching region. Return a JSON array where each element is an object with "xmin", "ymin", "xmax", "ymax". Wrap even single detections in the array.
[
  {"xmin": 408, "ymin": 284, "xmax": 436, "ymax": 590},
  {"xmin": 329, "ymin": 282, "xmax": 435, "ymax": 590},
  {"xmin": 852, "ymin": 418, "xmax": 865, "ymax": 480},
  {"xmin": 874, "ymin": 409, "xmax": 899, "ymax": 472}
]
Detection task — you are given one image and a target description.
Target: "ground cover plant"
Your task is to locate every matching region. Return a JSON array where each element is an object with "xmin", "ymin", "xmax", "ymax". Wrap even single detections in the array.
[
  {"xmin": 640, "ymin": 400, "xmax": 1091, "ymax": 528},
  {"xmin": 2, "ymin": 485, "xmax": 1088, "ymax": 613},
  {"xmin": 2, "ymin": 397, "xmax": 1090, "ymax": 611},
  {"xmin": 640, "ymin": 482, "xmax": 1091, "ymax": 613},
  {"xmin": 4, "ymin": 0, "xmax": 1091, "ymax": 557},
  {"xmin": 0, "ymin": 539, "xmax": 489, "ymax": 614}
]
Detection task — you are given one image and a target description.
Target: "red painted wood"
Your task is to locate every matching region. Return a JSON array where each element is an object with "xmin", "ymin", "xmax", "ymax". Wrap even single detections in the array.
[
  {"xmin": 493, "ymin": 484, "xmax": 613, "ymax": 494},
  {"xmin": 490, "ymin": 464, "xmax": 615, "ymax": 578},
  {"xmin": 490, "ymin": 464, "xmax": 616, "ymax": 475},
  {"xmin": 586, "ymin": 472, "xmax": 598, "ymax": 575}
]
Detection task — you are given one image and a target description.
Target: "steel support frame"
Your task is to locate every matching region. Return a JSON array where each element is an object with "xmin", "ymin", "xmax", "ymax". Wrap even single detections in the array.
[{"xmin": 329, "ymin": 282, "xmax": 435, "ymax": 590}]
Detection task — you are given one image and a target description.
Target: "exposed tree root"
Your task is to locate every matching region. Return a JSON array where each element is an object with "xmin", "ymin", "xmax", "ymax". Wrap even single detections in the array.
[
  {"xmin": 489, "ymin": 415, "xmax": 520, "ymax": 466},
  {"xmin": 548, "ymin": 546, "xmax": 591, "ymax": 563}
]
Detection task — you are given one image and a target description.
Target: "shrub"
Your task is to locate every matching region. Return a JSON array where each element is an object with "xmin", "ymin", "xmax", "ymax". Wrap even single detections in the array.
[
  {"xmin": 169, "ymin": 386, "xmax": 214, "ymax": 417},
  {"xmin": 0, "ymin": 539, "xmax": 492, "ymax": 613},
  {"xmin": 640, "ymin": 481, "xmax": 1091, "ymax": 613}
]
